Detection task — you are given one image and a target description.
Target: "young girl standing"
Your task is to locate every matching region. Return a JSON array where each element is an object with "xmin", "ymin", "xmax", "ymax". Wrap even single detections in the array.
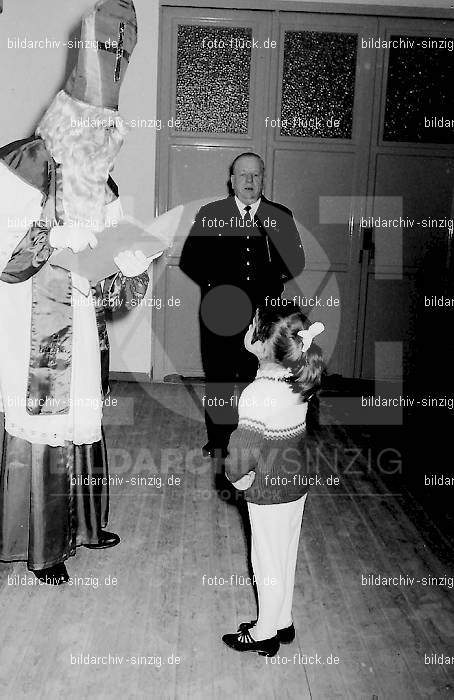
[{"xmin": 222, "ymin": 303, "xmax": 324, "ymax": 657}]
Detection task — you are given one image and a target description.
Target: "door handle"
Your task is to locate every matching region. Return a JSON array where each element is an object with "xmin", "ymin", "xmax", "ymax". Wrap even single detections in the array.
[
  {"xmin": 359, "ymin": 225, "xmax": 374, "ymax": 263},
  {"xmin": 447, "ymin": 219, "xmax": 454, "ymax": 273}
]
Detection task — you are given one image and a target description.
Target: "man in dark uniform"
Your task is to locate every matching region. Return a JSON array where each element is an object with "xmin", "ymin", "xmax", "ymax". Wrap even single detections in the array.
[{"xmin": 180, "ymin": 152, "xmax": 305, "ymax": 457}]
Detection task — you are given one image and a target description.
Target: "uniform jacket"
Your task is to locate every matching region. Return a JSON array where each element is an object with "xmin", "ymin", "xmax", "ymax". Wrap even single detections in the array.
[{"xmin": 180, "ymin": 195, "xmax": 305, "ymax": 303}]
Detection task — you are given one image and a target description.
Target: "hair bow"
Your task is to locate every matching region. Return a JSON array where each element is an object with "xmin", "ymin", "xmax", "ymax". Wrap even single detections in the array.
[{"xmin": 297, "ymin": 322, "xmax": 325, "ymax": 352}]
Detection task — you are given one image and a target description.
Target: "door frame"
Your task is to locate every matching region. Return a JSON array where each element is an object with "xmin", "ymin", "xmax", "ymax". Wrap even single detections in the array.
[
  {"xmin": 154, "ymin": 0, "xmax": 453, "ymax": 382},
  {"xmin": 154, "ymin": 6, "xmax": 274, "ymax": 380},
  {"xmin": 156, "ymin": 6, "xmax": 274, "ymax": 215},
  {"xmin": 160, "ymin": 0, "xmax": 453, "ymax": 21},
  {"xmin": 265, "ymin": 10, "xmax": 379, "ymax": 378},
  {"xmin": 354, "ymin": 15, "xmax": 454, "ymax": 378}
]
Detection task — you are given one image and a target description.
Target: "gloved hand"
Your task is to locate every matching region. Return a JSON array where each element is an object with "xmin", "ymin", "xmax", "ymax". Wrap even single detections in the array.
[
  {"xmin": 49, "ymin": 223, "xmax": 98, "ymax": 253},
  {"xmin": 114, "ymin": 249, "xmax": 163, "ymax": 277}
]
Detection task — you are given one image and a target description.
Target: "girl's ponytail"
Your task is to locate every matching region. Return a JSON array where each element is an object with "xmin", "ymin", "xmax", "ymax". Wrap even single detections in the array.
[{"xmin": 253, "ymin": 303, "xmax": 325, "ymax": 400}]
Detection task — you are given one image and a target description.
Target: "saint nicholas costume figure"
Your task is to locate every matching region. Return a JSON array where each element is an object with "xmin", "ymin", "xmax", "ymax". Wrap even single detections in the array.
[{"xmin": 0, "ymin": 0, "xmax": 149, "ymax": 584}]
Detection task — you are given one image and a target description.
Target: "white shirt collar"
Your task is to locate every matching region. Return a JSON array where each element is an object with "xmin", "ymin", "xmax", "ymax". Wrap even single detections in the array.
[{"xmin": 235, "ymin": 195, "xmax": 261, "ymax": 218}]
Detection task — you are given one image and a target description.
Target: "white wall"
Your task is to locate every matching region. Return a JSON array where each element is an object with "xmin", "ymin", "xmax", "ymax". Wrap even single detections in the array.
[{"xmin": 0, "ymin": 0, "xmax": 160, "ymax": 376}]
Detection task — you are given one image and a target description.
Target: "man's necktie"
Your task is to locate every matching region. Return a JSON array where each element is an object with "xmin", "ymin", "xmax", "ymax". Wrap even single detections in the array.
[
  {"xmin": 252, "ymin": 209, "xmax": 273, "ymax": 264},
  {"xmin": 244, "ymin": 205, "xmax": 253, "ymax": 225}
]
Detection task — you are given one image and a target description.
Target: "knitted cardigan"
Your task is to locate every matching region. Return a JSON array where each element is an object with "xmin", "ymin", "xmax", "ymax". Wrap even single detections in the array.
[{"xmin": 225, "ymin": 365, "xmax": 310, "ymax": 505}]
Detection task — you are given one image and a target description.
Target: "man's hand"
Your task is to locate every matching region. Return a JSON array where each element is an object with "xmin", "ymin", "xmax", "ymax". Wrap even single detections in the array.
[
  {"xmin": 49, "ymin": 223, "xmax": 98, "ymax": 253},
  {"xmin": 231, "ymin": 470, "xmax": 256, "ymax": 491},
  {"xmin": 114, "ymin": 249, "xmax": 162, "ymax": 277}
]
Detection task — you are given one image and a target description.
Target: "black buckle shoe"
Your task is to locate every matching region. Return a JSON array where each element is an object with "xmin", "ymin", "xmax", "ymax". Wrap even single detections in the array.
[
  {"xmin": 222, "ymin": 629, "xmax": 280, "ymax": 657},
  {"xmin": 84, "ymin": 530, "xmax": 120, "ymax": 549},
  {"xmin": 277, "ymin": 623, "xmax": 295, "ymax": 644},
  {"xmin": 33, "ymin": 563, "xmax": 69, "ymax": 585},
  {"xmin": 238, "ymin": 620, "xmax": 295, "ymax": 644}
]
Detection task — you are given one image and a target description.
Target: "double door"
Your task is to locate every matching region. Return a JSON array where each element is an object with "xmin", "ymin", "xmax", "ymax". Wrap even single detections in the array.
[{"xmin": 154, "ymin": 6, "xmax": 454, "ymax": 382}]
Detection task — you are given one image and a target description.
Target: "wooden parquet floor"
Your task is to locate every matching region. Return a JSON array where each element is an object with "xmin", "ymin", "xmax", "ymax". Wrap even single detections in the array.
[{"xmin": 0, "ymin": 381, "xmax": 453, "ymax": 699}]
